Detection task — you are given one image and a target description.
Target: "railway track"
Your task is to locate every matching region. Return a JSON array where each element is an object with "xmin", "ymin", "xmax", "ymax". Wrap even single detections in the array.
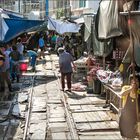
[
  {"xmin": 23, "ymin": 56, "xmax": 79, "ymax": 140},
  {"xmin": 45, "ymin": 54, "xmax": 80, "ymax": 140},
  {"xmin": 0, "ymin": 73, "xmax": 36, "ymax": 140},
  {"xmin": 1, "ymin": 54, "xmax": 122, "ymax": 139},
  {"xmin": 56, "ymin": 76, "xmax": 79, "ymax": 140},
  {"xmin": 23, "ymin": 75, "xmax": 35, "ymax": 140}
]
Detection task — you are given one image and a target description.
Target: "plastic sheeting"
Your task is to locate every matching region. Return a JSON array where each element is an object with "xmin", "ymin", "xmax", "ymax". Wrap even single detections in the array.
[
  {"xmin": 93, "ymin": 36, "xmax": 113, "ymax": 57},
  {"xmin": 84, "ymin": 16, "xmax": 92, "ymax": 42},
  {"xmin": 84, "ymin": 15, "xmax": 113, "ymax": 57},
  {"xmin": 0, "ymin": 8, "xmax": 23, "ymax": 19},
  {"xmin": 28, "ymin": 11, "xmax": 40, "ymax": 20},
  {"xmin": 74, "ymin": 17, "xmax": 84, "ymax": 24},
  {"xmin": 48, "ymin": 17, "xmax": 81, "ymax": 34},
  {"xmin": 93, "ymin": 14, "xmax": 113, "ymax": 56},
  {"xmin": 0, "ymin": 18, "xmax": 9, "ymax": 41},
  {"xmin": 95, "ymin": 0, "xmax": 122, "ymax": 40}
]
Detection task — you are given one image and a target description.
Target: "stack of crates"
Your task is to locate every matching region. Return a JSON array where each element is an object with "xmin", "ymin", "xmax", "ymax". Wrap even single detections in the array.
[{"xmin": 73, "ymin": 64, "xmax": 87, "ymax": 81}]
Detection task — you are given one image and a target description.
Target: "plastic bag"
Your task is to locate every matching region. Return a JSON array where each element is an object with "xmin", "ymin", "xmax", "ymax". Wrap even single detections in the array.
[
  {"xmin": 37, "ymin": 49, "xmax": 41, "ymax": 53},
  {"xmin": 112, "ymin": 78, "xmax": 123, "ymax": 87},
  {"xmin": 119, "ymin": 63, "xmax": 124, "ymax": 72}
]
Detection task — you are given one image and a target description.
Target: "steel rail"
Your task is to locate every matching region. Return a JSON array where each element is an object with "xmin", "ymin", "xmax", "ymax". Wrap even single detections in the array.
[
  {"xmin": 23, "ymin": 75, "xmax": 35, "ymax": 140},
  {"xmin": 2, "ymin": 75, "xmax": 34, "ymax": 140},
  {"xmin": 50, "ymin": 55, "xmax": 79, "ymax": 140},
  {"xmin": 57, "ymin": 78, "xmax": 79, "ymax": 140},
  {"xmin": 2, "ymin": 101, "xmax": 15, "ymax": 140},
  {"xmin": 2, "ymin": 78, "xmax": 24, "ymax": 139}
]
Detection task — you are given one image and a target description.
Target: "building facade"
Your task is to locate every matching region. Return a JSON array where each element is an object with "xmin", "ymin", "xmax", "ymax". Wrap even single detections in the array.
[
  {"xmin": 0, "ymin": 0, "xmax": 100, "ymax": 19},
  {"xmin": 49, "ymin": 0, "xmax": 70, "ymax": 19},
  {"xmin": 0, "ymin": 0, "xmax": 45, "ymax": 19},
  {"xmin": 70, "ymin": 0, "xmax": 100, "ymax": 16},
  {"xmin": 49, "ymin": 0, "xmax": 100, "ymax": 19}
]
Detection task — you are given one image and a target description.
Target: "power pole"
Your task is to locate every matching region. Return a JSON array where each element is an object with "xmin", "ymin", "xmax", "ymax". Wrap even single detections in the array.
[
  {"xmin": 46, "ymin": 0, "xmax": 48, "ymax": 17},
  {"xmin": 64, "ymin": 0, "xmax": 67, "ymax": 18},
  {"xmin": 24, "ymin": 0, "xmax": 26, "ymax": 15},
  {"xmin": 3, "ymin": 0, "xmax": 5, "ymax": 9},
  {"xmin": 18, "ymin": 0, "xmax": 21, "ymax": 13}
]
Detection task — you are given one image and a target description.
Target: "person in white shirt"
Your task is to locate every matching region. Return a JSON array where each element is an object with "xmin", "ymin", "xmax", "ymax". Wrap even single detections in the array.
[{"xmin": 16, "ymin": 37, "xmax": 24, "ymax": 60}]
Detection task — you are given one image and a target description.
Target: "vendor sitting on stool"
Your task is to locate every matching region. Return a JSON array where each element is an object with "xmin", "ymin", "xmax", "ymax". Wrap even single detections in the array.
[{"xmin": 26, "ymin": 50, "xmax": 38, "ymax": 71}]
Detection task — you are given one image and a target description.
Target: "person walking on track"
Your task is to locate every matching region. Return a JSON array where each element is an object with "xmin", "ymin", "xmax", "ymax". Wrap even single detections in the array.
[{"xmin": 58, "ymin": 47, "xmax": 76, "ymax": 92}]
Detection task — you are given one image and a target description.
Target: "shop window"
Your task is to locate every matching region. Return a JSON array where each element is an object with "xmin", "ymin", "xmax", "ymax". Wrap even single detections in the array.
[{"xmin": 79, "ymin": 0, "xmax": 86, "ymax": 8}]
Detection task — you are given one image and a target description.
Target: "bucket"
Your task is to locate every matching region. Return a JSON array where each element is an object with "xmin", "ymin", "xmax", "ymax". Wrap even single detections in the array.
[
  {"xmin": 93, "ymin": 79, "xmax": 101, "ymax": 94},
  {"xmin": 20, "ymin": 62, "xmax": 28, "ymax": 72}
]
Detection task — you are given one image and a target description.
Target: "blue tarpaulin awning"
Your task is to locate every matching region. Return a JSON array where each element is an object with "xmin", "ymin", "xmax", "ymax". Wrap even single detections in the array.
[
  {"xmin": 1, "ymin": 18, "xmax": 44, "ymax": 43},
  {"xmin": 0, "ymin": 8, "xmax": 45, "ymax": 43},
  {"xmin": 2, "ymin": 8, "xmax": 23, "ymax": 19}
]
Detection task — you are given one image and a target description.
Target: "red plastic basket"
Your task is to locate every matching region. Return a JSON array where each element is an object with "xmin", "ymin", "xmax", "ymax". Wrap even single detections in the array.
[{"xmin": 20, "ymin": 63, "xmax": 28, "ymax": 72}]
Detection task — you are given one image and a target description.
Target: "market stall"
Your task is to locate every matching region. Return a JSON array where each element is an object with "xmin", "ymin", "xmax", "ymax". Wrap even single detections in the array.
[{"xmin": 95, "ymin": 0, "xmax": 140, "ymax": 138}]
